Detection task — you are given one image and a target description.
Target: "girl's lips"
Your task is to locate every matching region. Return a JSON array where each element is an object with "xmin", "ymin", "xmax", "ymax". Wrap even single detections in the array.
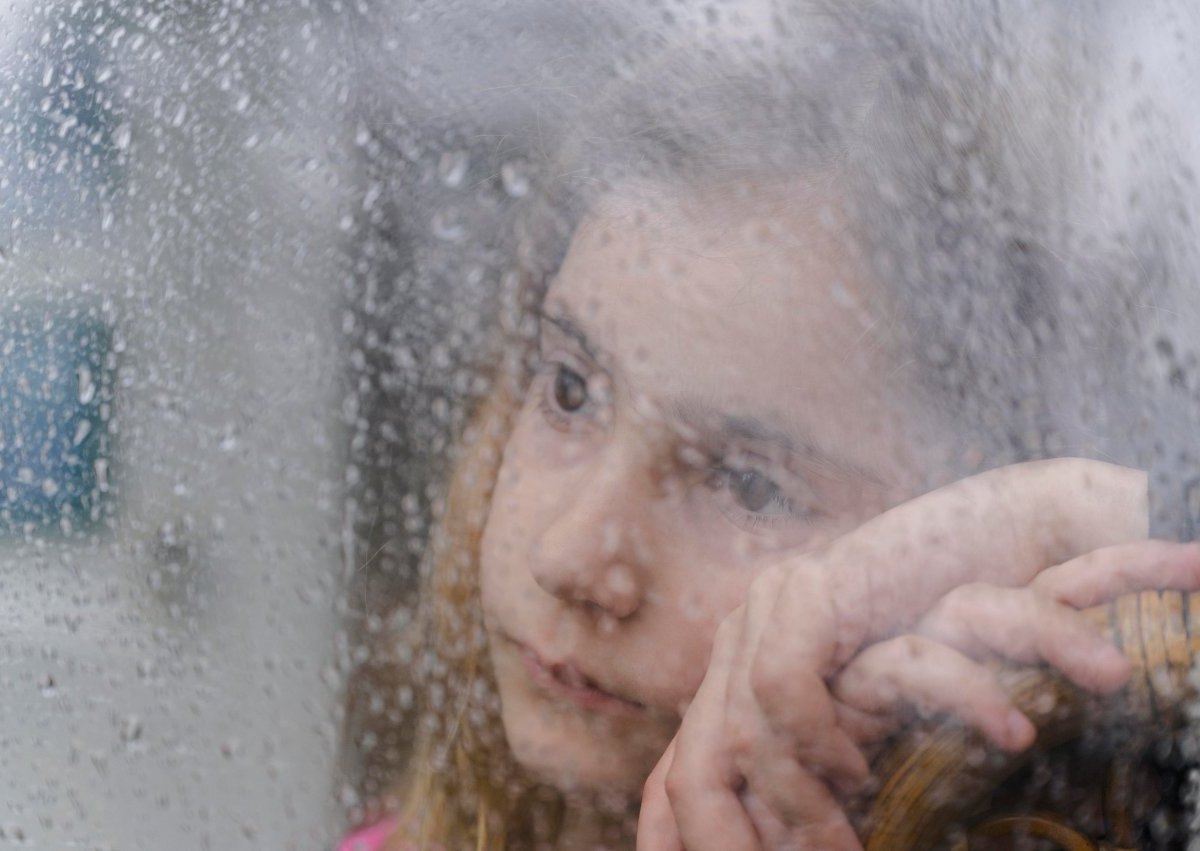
[{"xmin": 519, "ymin": 646, "xmax": 645, "ymax": 716}]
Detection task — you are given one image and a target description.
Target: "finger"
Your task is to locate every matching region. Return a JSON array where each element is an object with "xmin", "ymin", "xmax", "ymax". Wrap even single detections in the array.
[
  {"xmin": 831, "ymin": 635, "xmax": 1035, "ymax": 752},
  {"xmin": 705, "ymin": 582, "xmax": 867, "ymax": 844},
  {"xmin": 746, "ymin": 570, "xmax": 871, "ymax": 789},
  {"xmin": 796, "ymin": 460, "xmax": 1145, "ymax": 661},
  {"xmin": 1030, "ymin": 540, "xmax": 1200, "ymax": 608},
  {"xmin": 637, "ymin": 739, "xmax": 685, "ymax": 851},
  {"xmin": 751, "ymin": 460, "xmax": 1145, "ymax": 742},
  {"xmin": 782, "ymin": 807, "xmax": 861, "ymax": 851},
  {"xmin": 738, "ymin": 737, "xmax": 866, "ymax": 850},
  {"xmin": 742, "ymin": 787, "xmax": 864, "ymax": 851},
  {"xmin": 667, "ymin": 614, "xmax": 762, "ymax": 851},
  {"xmin": 744, "ymin": 777, "xmax": 862, "ymax": 851},
  {"xmin": 832, "ymin": 700, "xmax": 894, "ymax": 745},
  {"xmin": 740, "ymin": 788, "xmax": 791, "ymax": 851},
  {"xmin": 916, "ymin": 584, "xmax": 1130, "ymax": 693}
]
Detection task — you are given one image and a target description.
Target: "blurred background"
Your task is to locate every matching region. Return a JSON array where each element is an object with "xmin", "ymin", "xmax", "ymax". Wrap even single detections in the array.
[{"xmin": 0, "ymin": 0, "xmax": 1196, "ymax": 848}]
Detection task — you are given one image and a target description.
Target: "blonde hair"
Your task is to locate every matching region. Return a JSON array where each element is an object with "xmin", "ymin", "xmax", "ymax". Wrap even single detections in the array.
[{"xmin": 382, "ymin": 351, "xmax": 565, "ymax": 851}]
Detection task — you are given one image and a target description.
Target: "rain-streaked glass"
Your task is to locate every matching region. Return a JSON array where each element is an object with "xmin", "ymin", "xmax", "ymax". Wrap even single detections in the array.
[{"xmin": 2, "ymin": 2, "xmax": 1200, "ymax": 849}]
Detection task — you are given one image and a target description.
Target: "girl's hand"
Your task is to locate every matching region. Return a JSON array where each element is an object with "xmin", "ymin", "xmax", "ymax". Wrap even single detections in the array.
[
  {"xmin": 636, "ymin": 459, "xmax": 1199, "ymax": 851},
  {"xmin": 831, "ymin": 539, "xmax": 1200, "ymax": 751}
]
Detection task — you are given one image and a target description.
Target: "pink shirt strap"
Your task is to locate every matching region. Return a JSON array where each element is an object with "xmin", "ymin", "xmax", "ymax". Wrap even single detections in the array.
[{"xmin": 338, "ymin": 819, "xmax": 399, "ymax": 851}]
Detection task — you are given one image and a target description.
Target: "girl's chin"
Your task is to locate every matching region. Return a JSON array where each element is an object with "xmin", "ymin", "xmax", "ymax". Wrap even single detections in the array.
[{"xmin": 501, "ymin": 702, "xmax": 659, "ymax": 797}]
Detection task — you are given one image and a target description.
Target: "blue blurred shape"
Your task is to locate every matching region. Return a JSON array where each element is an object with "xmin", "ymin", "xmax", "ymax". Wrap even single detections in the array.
[{"xmin": 0, "ymin": 306, "xmax": 111, "ymax": 534}]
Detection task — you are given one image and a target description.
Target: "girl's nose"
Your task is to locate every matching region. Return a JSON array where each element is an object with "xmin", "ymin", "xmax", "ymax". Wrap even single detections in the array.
[{"xmin": 529, "ymin": 449, "xmax": 653, "ymax": 621}]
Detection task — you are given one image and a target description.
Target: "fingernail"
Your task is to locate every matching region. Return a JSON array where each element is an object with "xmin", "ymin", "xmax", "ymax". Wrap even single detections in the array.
[
  {"xmin": 1098, "ymin": 644, "xmax": 1132, "ymax": 688},
  {"xmin": 1104, "ymin": 642, "xmax": 1130, "ymax": 665},
  {"xmin": 1005, "ymin": 709, "xmax": 1035, "ymax": 750}
]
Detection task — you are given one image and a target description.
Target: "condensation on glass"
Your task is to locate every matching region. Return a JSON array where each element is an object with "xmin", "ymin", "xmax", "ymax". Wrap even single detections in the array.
[
  {"xmin": 2, "ymin": 1, "xmax": 1200, "ymax": 850},
  {"xmin": 0, "ymin": 1, "xmax": 354, "ymax": 847}
]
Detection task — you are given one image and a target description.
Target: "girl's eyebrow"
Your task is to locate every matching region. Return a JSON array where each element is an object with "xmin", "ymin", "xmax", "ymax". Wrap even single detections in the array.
[
  {"xmin": 538, "ymin": 307, "xmax": 605, "ymax": 364},
  {"xmin": 671, "ymin": 395, "xmax": 883, "ymax": 483}
]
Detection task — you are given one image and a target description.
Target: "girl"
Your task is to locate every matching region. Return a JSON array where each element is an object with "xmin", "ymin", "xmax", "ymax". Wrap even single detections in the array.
[{"xmin": 342, "ymin": 10, "xmax": 1198, "ymax": 851}]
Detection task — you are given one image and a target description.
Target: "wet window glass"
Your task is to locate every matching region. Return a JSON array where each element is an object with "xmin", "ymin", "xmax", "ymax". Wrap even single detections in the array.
[{"xmin": 5, "ymin": 2, "xmax": 1200, "ymax": 849}]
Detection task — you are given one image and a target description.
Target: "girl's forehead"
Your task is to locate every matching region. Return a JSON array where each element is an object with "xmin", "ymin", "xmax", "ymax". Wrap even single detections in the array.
[
  {"xmin": 580, "ymin": 179, "xmax": 850, "ymax": 247},
  {"xmin": 557, "ymin": 183, "xmax": 876, "ymax": 339},
  {"xmin": 545, "ymin": 185, "xmax": 916, "ymax": 479}
]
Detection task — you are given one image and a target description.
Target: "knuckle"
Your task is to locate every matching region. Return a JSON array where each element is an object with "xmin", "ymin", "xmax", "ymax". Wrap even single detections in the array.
[
  {"xmin": 925, "ymin": 584, "xmax": 985, "ymax": 634},
  {"xmin": 662, "ymin": 763, "xmax": 690, "ymax": 805},
  {"xmin": 749, "ymin": 653, "xmax": 787, "ymax": 706},
  {"xmin": 932, "ymin": 584, "xmax": 974, "ymax": 622},
  {"xmin": 1035, "ymin": 595, "xmax": 1064, "ymax": 619},
  {"xmin": 950, "ymin": 582, "xmax": 992, "ymax": 609},
  {"xmin": 746, "ymin": 568, "xmax": 783, "ymax": 616},
  {"xmin": 895, "ymin": 634, "xmax": 927, "ymax": 662},
  {"xmin": 727, "ymin": 722, "xmax": 758, "ymax": 762}
]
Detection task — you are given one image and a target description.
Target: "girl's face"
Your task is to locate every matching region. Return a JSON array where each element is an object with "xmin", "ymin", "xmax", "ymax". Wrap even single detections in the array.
[{"xmin": 480, "ymin": 185, "xmax": 923, "ymax": 798}]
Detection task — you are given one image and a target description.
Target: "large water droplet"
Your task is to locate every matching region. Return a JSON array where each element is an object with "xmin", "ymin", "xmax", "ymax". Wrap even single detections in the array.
[
  {"xmin": 501, "ymin": 160, "xmax": 531, "ymax": 197},
  {"xmin": 431, "ymin": 207, "xmax": 465, "ymax": 241},
  {"xmin": 77, "ymin": 365, "xmax": 95, "ymax": 404},
  {"xmin": 438, "ymin": 150, "xmax": 469, "ymax": 188}
]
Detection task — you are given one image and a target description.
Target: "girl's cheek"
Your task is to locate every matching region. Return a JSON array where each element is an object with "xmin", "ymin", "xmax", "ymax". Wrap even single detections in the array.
[
  {"xmin": 481, "ymin": 435, "xmax": 545, "ymax": 579},
  {"xmin": 493, "ymin": 418, "xmax": 557, "ymax": 511},
  {"xmin": 655, "ymin": 607, "xmax": 742, "ymax": 708},
  {"xmin": 484, "ymin": 437, "xmax": 568, "ymax": 579}
]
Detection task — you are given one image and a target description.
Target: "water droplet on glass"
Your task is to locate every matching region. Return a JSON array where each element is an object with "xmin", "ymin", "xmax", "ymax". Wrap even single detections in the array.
[
  {"xmin": 942, "ymin": 120, "xmax": 973, "ymax": 150},
  {"xmin": 830, "ymin": 280, "xmax": 856, "ymax": 308},
  {"xmin": 437, "ymin": 150, "xmax": 469, "ymax": 188},
  {"xmin": 219, "ymin": 424, "xmax": 238, "ymax": 452},
  {"xmin": 73, "ymin": 420, "xmax": 92, "ymax": 446},
  {"xmin": 362, "ymin": 182, "xmax": 382, "ymax": 211},
  {"xmin": 77, "ymin": 366, "xmax": 95, "ymax": 404},
  {"xmin": 501, "ymin": 160, "xmax": 531, "ymax": 197},
  {"xmin": 120, "ymin": 715, "xmax": 143, "ymax": 744},
  {"xmin": 431, "ymin": 207, "xmax": 465, "ymax": 241},
  {"xmin": 679, "ymin": 588, "xmax": 706, "ymax": 622}
]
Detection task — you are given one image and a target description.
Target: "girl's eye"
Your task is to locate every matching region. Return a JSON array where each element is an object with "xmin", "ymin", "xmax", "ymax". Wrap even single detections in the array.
[
  {"xmin": 706, "ymin": 463, "xmax": 811, "ymax": 532},
  {"xmin": 552, "ymin": 364, "xmax": 588, "ymax": 412},
  {"xmin": 727, "ymin": 468, "xmax": 787, "ymax": 514},
  {"xmin": 535, "ymin": 361, "xmax": 595, "ymax": 431}
]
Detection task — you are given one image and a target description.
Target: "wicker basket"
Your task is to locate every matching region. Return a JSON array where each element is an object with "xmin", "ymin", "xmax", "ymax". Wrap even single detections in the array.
[{"xmin": 863, "ymin": 591, "xmax": 1198, "ymax": 850}]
